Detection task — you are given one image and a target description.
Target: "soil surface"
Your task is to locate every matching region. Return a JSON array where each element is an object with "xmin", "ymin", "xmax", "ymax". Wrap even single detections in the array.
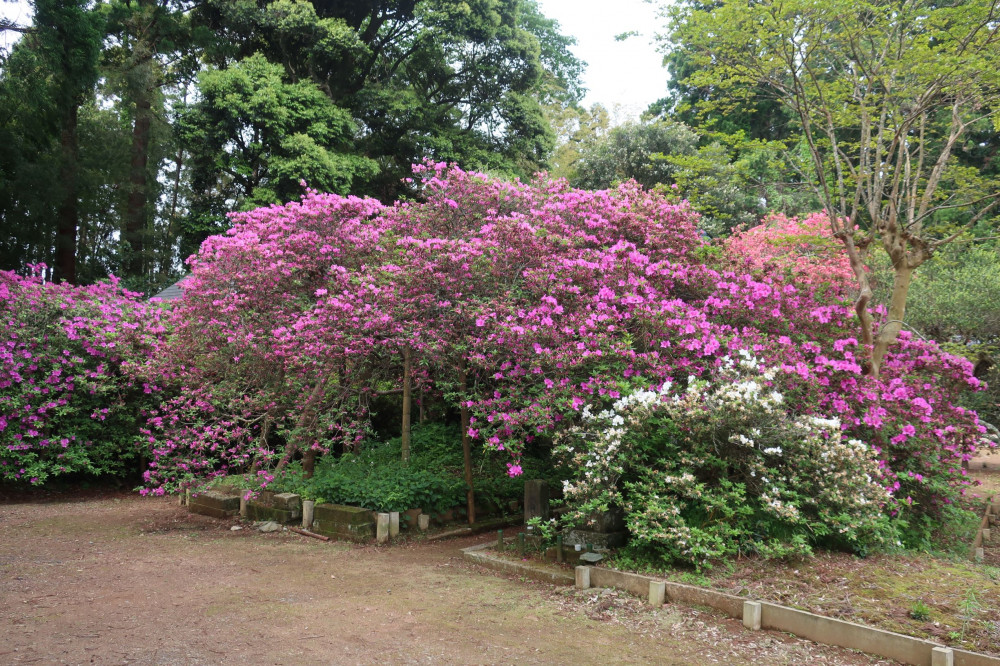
[{"xmin": 0, "ymin": 493, "xmax": 900, "ymax": 665}]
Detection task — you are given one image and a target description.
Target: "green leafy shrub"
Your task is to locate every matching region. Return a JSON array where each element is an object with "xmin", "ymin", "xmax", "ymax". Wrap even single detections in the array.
[
  {"xmin": 269, "ymin": 423, "xmax": 560, "ymax": 515},
  {"xmin": 298, "ymin": 456, "xmax": 465, "ymax": 514}
]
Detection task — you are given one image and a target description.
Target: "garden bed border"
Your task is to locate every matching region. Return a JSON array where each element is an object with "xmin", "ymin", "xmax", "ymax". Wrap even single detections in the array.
[{"xmin": 461, "ymin": 542, "xmax": 1000, "ymax": 666}]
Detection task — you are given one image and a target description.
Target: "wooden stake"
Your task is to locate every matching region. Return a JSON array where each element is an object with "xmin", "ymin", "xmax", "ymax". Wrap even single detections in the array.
[
  {"xmin": 401, "ymin": 346, "xmax": 412, "ymax": 463},
  {"xmin": 289, "ymin": 527, "xmax": 330, "ymax": 542}
]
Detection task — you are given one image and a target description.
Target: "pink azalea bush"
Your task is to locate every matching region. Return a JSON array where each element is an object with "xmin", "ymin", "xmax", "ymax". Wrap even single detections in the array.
[
  {"xmin": 0, "ymin": 269, "xmax": 162, "ymax": 484},
  {"xmin": 135, "ymin": 164, "xmax": 991, "ymax": 559},
  {"xmin": 722, "ymin": 211, "xmax": 855, "ymax": 290}
]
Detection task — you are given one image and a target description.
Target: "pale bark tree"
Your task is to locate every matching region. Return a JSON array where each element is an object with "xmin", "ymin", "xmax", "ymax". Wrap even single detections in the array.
[{"xmin": 668, "ymin": 0, "xmax": 1000, "ymax": 376}]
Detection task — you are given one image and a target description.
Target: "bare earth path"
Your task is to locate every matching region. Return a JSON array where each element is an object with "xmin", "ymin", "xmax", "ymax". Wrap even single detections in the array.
[{"xmin": 0, "ymin": 494, "xmax": 896, "ymax": 665}]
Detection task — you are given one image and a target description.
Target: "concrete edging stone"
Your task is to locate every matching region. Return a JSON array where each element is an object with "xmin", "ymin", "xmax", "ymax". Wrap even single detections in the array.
[
  {"xmin": 463, "ymin": 542, "xmax": 575, "ymax": 585},
  {"xmin": 460, "ymin": 543, "xmax": 1000, "ymax": 666}
]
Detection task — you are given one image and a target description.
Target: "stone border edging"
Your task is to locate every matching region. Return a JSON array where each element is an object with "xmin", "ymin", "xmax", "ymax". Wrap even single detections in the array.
[{"xmin": 460, "ymin": 543, "xmax": 1000, "ymax": 666}]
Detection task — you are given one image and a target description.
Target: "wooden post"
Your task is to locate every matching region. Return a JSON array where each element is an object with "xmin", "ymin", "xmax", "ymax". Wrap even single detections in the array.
[
  {"xmin": 459, "ymin": 360, "xmax": 476, "ymax": 525},
  {"xmin": 401, "ymin": 346, "xmax": 412, "ymax": 463}
]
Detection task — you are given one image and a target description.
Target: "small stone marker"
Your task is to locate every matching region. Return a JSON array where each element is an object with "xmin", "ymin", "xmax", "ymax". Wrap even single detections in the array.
[
  {"xmin": 389, "ymin": 511, "xmax": 400, "ymax": 538},
  {"xmin": 575, "ymin": 565, "xmax": 591, "ymax": 589},
  {"xmin": 931, "ymin": 646, "xmax": 954, "ymax": 666},
  {"xmin": 239, "ymin": 496, "xmax": 247, "ymax": 518},
  {"xmin": 376, "ymin": 512, "xmax": 390, "ymax": 543},
  {"xmin": 524, "ymin": 479, "xmax": 550, "ymax": 524},
  {"xmin": 743, "ymin": 601, "xmax": 762, "ymax": 631},
  {"xmin": 417, "ymin": 514, "xmax": 430, "ymax": 531},
  {"xmin": 648, "ymin": 581, "xmax": 666, "ymax": 607},
  {"xmin": 302, "ymin": 500, "xmax": 315, "ymax": 528},
  {"xmin": 230, "ymin": 525, "xmax": 242, "ymax": 531},
  {"xmin": 579, "ymin": 551, "xmax": 603, "ymax": 565},
  {"xmin": 983, "ymin": 527, "xmax": 992, "ymax": 543},
  {"xmin": 975, "ymin": 547, "xmax": 985, "ymax": 561}
]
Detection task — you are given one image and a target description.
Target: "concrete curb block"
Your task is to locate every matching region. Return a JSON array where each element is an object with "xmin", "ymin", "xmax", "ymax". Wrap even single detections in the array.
[
  {"xmin": 759, "ymin": 601, "xmax": 942, "ymax": 666},
  {"xmin": 462, "ymin": 543, "xmax": 575, "ymax": 585},
  {"xmin": 743, "ymin": 600, "xmax": 761, "ymax": 631},
  {"xmin": 460, "ymin": 542, "xmax": 1000, "ymax": 666},
  {"xmin": 587, "ymin": 566, "xmax": 745, "ymax": 617}
]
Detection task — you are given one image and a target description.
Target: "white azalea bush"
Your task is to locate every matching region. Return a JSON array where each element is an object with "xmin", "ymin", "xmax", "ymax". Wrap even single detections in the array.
[{"xmin": 555, "ymin": 353, "xmax": 896, "ymax": 568}]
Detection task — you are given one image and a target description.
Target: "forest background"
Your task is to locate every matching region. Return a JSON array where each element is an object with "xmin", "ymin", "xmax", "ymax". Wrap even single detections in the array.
[{"xmin": 3, "ymin": 0, "xmax": 999, "ymax": 421}]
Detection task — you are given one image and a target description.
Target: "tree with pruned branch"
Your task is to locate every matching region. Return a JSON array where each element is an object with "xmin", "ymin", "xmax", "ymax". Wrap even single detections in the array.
[{"xmin": 665, "ymin": 0, "xmax": 1000, "ymax": 377}]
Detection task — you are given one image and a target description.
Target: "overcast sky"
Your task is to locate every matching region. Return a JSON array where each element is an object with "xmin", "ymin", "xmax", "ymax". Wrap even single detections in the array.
[
  {"xmin": 0, "ymin": 0, "xmax": 30, "ymax": 55},
  {"xmin": 2, "ymin": 0, "xmax": 670, "ymax": 121},
  {"xmin": 536, "ymin": 0, "xmax": 669, "ymax": 120}
]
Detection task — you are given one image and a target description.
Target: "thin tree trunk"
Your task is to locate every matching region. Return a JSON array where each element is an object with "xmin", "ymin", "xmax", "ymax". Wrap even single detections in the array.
[
  {"xmin": 460, "ymin": 360, "xmax": 475, "ymax": 525},
  {"xmin": 832, "ymin": 221, "xmax": 874, "ymax": 373},
  {"xmin": 54, "ymin": 103, "xmax": 79, "ymax": 284},
  {"xmin": 277, "ymin": 377, "xmax": 329, "ymax": 476},
  {"xmin": 401, "ymin": 346, "xmax": 412, "ymax": 462}
]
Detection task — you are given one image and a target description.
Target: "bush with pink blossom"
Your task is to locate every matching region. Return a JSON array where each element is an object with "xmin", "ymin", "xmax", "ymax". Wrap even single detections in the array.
[
  {"xmin": 134, "ymin": 166, "xmax": 991, "ymax": 559},
  {"xmin": 0, "ymin": 270, "xmax": 162, "ymax": 485}
]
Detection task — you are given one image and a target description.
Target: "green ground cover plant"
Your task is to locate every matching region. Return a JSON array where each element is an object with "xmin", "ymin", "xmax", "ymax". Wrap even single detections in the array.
[{"xmin": 265, "ymin": 423, "xmax": 562, "ymax": 515}]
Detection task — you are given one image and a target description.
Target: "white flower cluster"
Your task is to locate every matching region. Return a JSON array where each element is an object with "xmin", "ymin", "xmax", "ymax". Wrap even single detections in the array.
[{"xmin": 557, "ymin": 353, "xmax": 893, "ymax": 562}]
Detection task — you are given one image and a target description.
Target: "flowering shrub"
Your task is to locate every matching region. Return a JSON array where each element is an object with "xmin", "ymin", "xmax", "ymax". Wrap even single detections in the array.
[
  {"xmin": 141, "ymin": 165, "xmax": 992, "ymax": 553},
  {"xmin": 141, "ymin": 164, "xmax": 708, "ymax": 493},
  {"xmin": 556, "ymin": 354, "xmax": 895, "ymax": 567},
  {"xmin": 140, "ymin": 193, "xmax": 387, "ymax": 493},
  {"xmin": 0, "ymin": 270, "xmax": 161, "ymax": 484}
]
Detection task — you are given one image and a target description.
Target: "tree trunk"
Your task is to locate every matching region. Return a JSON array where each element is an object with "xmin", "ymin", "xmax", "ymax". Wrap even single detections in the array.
[
  {"xmin": 401, "ymin": 346, "xmax": 412, "ymax": 462},
  {"xmin": 54, "ymin": 103, "xmax": 79, "ymax": 284},
  {"xmin": 124, "ymin": 82, "xmax": 153, "ymax": 278},
  {"xmin": 459, "ymin": 360, "xmax": 475, "ymax": 525},
  {"xmin": 302, "ymin": 447, "xmax": 318, "ymax": 478},
  {"xmin": 870, "ymin": 262, "xmax": 916, "ymax": 379}
]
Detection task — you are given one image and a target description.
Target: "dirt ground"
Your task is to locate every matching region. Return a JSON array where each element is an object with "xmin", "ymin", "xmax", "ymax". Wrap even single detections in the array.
[{"xmin": 0, "ymin": 493, "xmax": 902, "ymax": 666}]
